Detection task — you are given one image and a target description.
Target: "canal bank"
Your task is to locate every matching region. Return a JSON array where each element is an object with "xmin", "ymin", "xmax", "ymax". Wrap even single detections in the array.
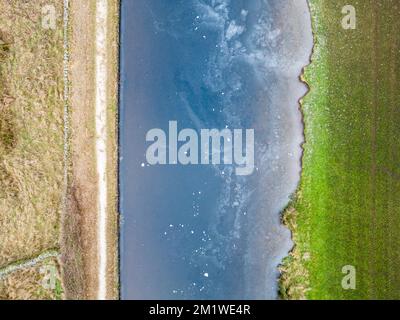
[{"xmin": 62, "ymin": 0, "xmax": 120, "ymax": 299}]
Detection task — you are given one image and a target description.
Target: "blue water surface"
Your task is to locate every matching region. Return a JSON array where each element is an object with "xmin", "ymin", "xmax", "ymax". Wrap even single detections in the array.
[{"xmin": 119, "ymin": 0, "xmax": 313, "ymax": 299}]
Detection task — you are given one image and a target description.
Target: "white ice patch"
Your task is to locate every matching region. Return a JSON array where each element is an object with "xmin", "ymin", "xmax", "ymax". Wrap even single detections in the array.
[
  {"xmin": 225, "ymin": 21, "xmax": 245, "ymax": 40},
  {"xmin": 195, "ymin": 0, "xmax": 228, "ymax": 29}
]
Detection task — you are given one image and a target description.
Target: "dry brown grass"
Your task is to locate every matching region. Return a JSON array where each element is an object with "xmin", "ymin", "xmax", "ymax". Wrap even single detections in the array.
[
  {"xmin": 60, "ymin": 186, "xmax": 86, "ymax": 299},
  {"xmin": 0, "ymin": 0, "xmax": 120, "ymax": 300},
  {"xmin": 61, "ymin": 0, "xmax": 97, "ymax": 300},
  {"xmin": 0, "ymin": 257, "xmax": 63, "ymax": 300},
  {"xmin": 0, "ymin": 0, "xmax": 63, "ymax": 268},
  {"xmin": 106, "ymin": 0, "xmax": 120, "ymax": 300},
  {"xmin": 279, "ymin": 206, "xmax": 310, "ymax": 300}
]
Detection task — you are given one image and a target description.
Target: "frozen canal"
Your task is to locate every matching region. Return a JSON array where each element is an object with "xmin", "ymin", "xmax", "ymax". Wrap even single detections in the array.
[{"xmin": 119, "ymin": 0, "xmax": 313, "ymax": 299}]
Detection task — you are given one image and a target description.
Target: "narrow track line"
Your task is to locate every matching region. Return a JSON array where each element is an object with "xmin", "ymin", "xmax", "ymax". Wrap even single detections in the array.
[
  {"xmin": 370, "ymin": 0, "xmax": 379, "ymax": 299},
  {"xmin": 0, "ymin": 251, "xmax": 60, "ymax": 280},
  {"xmin": 63, "ymin": 0, "xmax": 70, "ymax": 218}
]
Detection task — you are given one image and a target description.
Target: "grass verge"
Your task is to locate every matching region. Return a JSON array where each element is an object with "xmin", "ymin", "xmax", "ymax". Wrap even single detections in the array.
[
  {"xmin": 0, "ymin": 0, "xmax": 120, "ymax": 300},
  {"xmin": 0, "ymin": 0, "xmax": 64, "ymax": 297},
  {"xmin": 281, "ymin": 0, "xmax": 400, "ymax": 299},
  {"xmin": 106, "ymin": 0, "xmax": 120, "ymax": 300}
]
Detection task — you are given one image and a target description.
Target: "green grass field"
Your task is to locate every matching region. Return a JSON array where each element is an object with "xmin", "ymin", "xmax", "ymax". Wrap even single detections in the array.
[{"xmin": 281, "ymin": 0, "xmax": 400, "ymax": 299}]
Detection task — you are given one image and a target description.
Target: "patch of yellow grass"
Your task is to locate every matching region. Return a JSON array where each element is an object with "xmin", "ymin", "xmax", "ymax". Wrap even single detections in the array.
[{"xmin": 0, "ymin": 0, "xmax": 63, "ymax": 267}]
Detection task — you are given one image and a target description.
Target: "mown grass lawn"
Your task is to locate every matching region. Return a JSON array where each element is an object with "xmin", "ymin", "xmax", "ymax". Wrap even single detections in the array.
[{"xmin": 281, "ymin": 0, "xmax": 400, "ymax": 299}]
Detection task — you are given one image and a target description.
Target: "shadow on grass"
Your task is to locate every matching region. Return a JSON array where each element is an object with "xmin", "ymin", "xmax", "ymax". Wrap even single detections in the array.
[{"xmin": 0, "ymin": 30, "xmax": 18, "ymax": 199}]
